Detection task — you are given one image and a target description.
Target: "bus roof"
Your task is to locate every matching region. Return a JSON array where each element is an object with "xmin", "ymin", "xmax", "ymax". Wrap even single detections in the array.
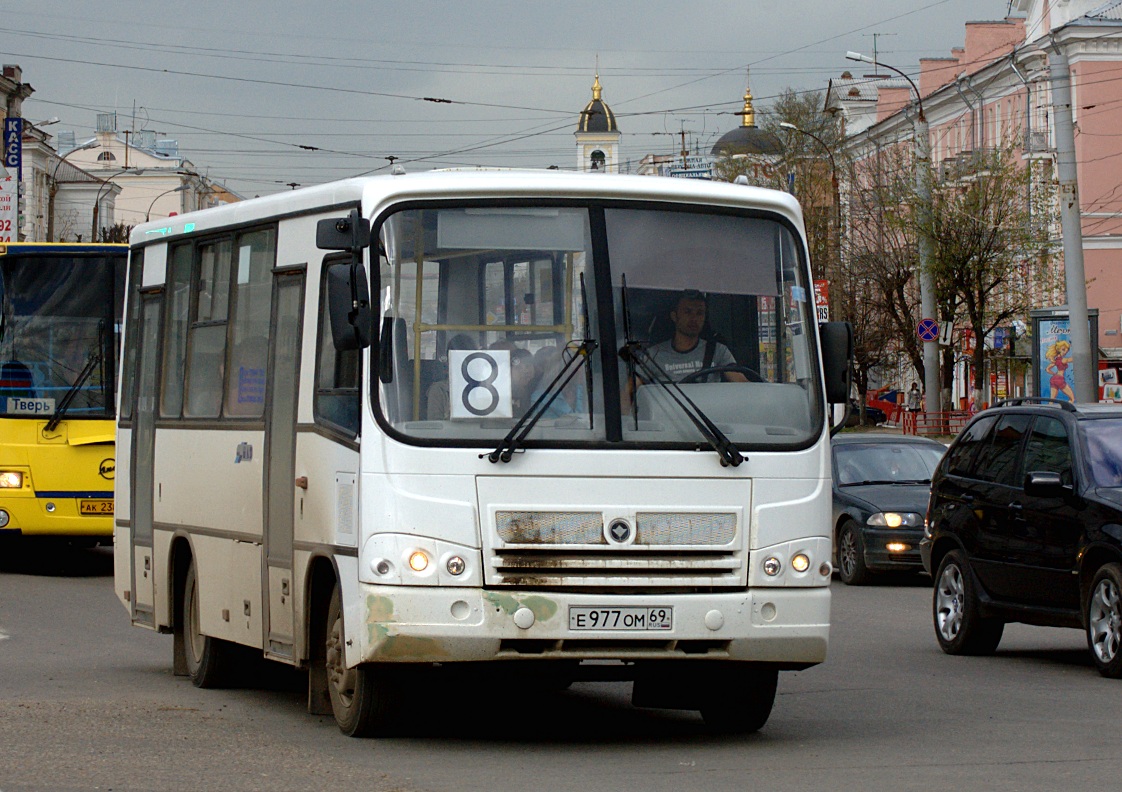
[
  {"xmin": 129, "ymin": 170, "xmax": 805, "ymax": 248},
  {"xmin": 0, "ymin": 242, "xmax": 128, "ymax": 256}
]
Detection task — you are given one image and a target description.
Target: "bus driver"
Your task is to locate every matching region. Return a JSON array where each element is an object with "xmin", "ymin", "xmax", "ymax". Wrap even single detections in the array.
[{"xmin": 646, "ymin": 290, "xmax": 748, "ymax": 383}]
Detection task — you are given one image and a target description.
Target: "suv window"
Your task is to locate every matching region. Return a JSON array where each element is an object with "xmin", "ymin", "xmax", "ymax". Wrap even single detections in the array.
[
  {"xmin": 1085, "ymin": 419, "xmax": 1122, "ymax": 487},
  {"xmin": 946, "ymin": 414, "xmax": 997, "ymax": 477},
  {"xmin": 972, "ymin": 414, "xmax": 1031, "ymax": 485},
  {"xmin": 1022, "ymin": 415, "xmax": 1073, "ymax": 486}
]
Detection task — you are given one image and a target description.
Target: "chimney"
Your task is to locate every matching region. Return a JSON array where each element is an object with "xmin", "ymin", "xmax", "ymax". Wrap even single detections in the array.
[{"xmin": 2, "ymin": 64, "xmax": 21, "ymax": 82}]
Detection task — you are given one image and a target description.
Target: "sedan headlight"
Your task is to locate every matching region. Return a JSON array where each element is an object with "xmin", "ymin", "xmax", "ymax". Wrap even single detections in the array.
[{"xmin": 867, "ymin": 512, "xmax": 922, "ymax": 528}]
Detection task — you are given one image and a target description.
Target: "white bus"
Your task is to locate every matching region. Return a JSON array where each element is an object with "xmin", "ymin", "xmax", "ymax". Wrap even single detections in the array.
[{"xmin": 114, "ymin": 170, "xmax": 851, "ymax": 736}]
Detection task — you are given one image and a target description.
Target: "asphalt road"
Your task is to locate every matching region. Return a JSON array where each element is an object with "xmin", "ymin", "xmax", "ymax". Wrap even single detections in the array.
[{"xmin": 1, "ymin": 546, "xmax": 1118, "ymax": 792}]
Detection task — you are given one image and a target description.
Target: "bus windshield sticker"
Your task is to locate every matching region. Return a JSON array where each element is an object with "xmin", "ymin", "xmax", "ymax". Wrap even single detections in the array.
[
  {"xmin": 7, "ymin": 397, "xmax": 55, "ymax": 415},
  {"xmin": 449, "ymin": 349, "xmax": 512, "ymax": 419}
]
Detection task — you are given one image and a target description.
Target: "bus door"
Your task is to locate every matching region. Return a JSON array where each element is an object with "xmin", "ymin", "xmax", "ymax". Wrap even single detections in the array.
[
  {"xmin": 129, "ymin": 290, "xmax": 163, "ymax": 627},
  {"xmin": 262, "ymin": 267, "xmax": 305, "ymax": 660}
]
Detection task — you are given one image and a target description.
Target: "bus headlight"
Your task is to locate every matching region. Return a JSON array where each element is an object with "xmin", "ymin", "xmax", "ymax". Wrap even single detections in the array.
[
  {"xmin": 408, "ymin": 551, "xmax": 429, "ymax": 572},
  {"xmin": 763, "ymin": 556, "xmax": 782, "ymax": 576},
  {"xmin": 0, "ymin": 471, "xmax": 23, "ymax": 488},
  {"xmin": 446, "ymin": 556, "xmax": 466, "ymax": 576},
  {"xmin": 791, "ymin": 553, "xmax": 810, "ymax": 573}
]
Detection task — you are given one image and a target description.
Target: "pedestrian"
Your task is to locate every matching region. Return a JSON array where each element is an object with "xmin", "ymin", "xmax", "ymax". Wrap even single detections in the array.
[{"xmin": 906, "ymin": 382, "xmax": 922, "ymax": 413}]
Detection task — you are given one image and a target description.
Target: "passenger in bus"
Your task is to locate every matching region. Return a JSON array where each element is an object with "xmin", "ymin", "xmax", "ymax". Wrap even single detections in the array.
[
  {"xmin": 508, "ymin": 345, "xmax": 539, "ymax": 414},
  {"xmin": 645, "ymin": 290, "xmax": 747, "ymax": 383},
  {"xmin": 425, "ymin": 334, "xmax": 475, "ymax": 420},
  {"xmin": 489, "ymin": 341, "xmax": 538, "ymax": 415},
  {"xmin": 530, "ymin": 345, "xmax": 577, "ymax": 418}
]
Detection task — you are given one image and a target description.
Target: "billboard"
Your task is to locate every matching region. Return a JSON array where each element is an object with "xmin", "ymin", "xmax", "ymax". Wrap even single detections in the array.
[
  {"xmin": 1031, "ymin": 308, "xmax": 1099, "ymax": 403},
  {"xmin": 1, "ymin": 118, "xmax": 21, "ymax": 242}
]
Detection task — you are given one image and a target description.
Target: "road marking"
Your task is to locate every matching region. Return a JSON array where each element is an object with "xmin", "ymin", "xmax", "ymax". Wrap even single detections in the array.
[{"xmin": 0, "ymin": 628, "xmax": 9, "ymax": 641}]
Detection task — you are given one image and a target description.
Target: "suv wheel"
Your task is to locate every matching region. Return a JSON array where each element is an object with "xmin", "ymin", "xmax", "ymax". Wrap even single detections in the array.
[
  {"xmin": 933, "ymin": 550, "xmax": 1004, "ymax": 655},
  {"xmin": 1087, "ymin": 563, "xmax": 1122, "ymax": 678}
]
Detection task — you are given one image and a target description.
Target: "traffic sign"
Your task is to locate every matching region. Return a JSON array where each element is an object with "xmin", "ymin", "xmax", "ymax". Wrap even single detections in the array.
[{"xmin": 917, "ymin": 318, "xmax": 939, "ymax": 342}]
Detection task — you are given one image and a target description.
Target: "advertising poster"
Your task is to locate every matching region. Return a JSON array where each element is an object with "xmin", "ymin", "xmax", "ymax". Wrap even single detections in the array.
[
  {"xmin": 1031, "ymin": 308, "xmax": 1099, "ymax": 402},
  {"xmin": 1037, "ymin": 317, "xmax": 1075, "ymax": 402},
  {"xmin": 0, "ymin": 174, "xmax": 15, "ymax": 241}
]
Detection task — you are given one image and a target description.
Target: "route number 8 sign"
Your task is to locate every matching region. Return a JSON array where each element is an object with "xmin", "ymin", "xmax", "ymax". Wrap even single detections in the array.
[{"xmin": 449, "ymin": 349, "xmax": 513, "ymax": 419}]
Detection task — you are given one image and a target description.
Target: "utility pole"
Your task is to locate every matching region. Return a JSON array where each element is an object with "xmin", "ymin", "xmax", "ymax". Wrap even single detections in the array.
[{"xmin": 1048, "ymin": 41, "xmax": 1095, "ymax": 403}]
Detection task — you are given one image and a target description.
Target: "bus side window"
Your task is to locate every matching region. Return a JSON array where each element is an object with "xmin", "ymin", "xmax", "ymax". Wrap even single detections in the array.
[
  {"xmin": 183, "ymin": 239, "xmax": 232, "ymax": 419},
  {"xmin": 315, "ymin": 260, "xmax": 361, "ymax": 435},
  {"xmin": 160, "ymin": 243, "xmax": 193, "ymax": 417},
  {"xmin": 224, "ymin": 229, "xmax": 275, "ymax": 417}
]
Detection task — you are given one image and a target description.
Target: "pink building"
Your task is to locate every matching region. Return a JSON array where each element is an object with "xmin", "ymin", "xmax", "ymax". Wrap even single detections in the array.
[{"xmin": 827, "ymin": 0, "xmax": 1122, "ymax": 354}]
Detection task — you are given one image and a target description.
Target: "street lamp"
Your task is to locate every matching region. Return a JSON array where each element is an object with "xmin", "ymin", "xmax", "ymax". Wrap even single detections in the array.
[
  {"xmin": 92, "ymin": 168, "xmax": 144, "ymax": 242},
  {"xmin": 779, "ymin": 122, "xmax": 842, "ymax": 320},
  {"xmin": 145, "ymin": 184, "xmax": 188, "ymax": 222},
  {"xmin": 846, "ymin": 50, "xmax": 940, "ymax": 412}
]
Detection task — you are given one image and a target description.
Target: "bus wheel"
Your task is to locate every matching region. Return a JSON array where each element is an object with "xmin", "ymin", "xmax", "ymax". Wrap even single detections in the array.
[
  {"xmin": 182, "ymin": 560, "xmax": 233, "ymax": 688},
  {"xmin": 699, "ymin": 665, "xmax": 778, "ymax": 734},
  {"xmin": 325, "ymin": 584, "xmax": 398, "ymax": 737}
]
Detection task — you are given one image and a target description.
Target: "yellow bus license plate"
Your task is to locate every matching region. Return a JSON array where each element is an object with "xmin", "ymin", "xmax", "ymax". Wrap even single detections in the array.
[{"xmin": 79, "ymin": 499, "xmax": 114, "ymax": 515}]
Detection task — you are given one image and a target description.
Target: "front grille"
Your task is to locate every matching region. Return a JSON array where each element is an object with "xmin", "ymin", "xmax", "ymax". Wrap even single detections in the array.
[
  {"xmin": 496, "ymin": 511, "xmax": 604, "ymax": 545},
  {"xmin": 635, "ymin": 512, "xmax": 736, "ymax": 546},
  {"xmin": 487, "ymin": 510, "xmax": 745, "ymax": 589}
]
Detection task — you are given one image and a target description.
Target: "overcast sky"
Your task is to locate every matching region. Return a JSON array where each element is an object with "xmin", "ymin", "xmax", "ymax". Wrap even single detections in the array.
[{"xmin": 8, "ymin": 0, "xmax": 1015, "ymax": 197}]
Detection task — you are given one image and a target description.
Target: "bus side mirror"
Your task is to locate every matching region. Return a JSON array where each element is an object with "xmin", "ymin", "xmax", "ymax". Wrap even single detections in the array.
[
  {"xmin": 316, "ymin": 209, "xmax": 370, "ymax": 252},
  {"xmin": 327, "ymin": 263, "xmax": 372, "ymax": 351},
  {"xmin": 819, "ymin": 321, "xmax": 853, "ymax": 404}
]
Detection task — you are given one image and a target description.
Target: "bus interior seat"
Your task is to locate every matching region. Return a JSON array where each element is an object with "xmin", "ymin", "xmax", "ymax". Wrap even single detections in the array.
[{"xmin": 0, "ymin": 360, "xmax": 34, "ymax": 399}]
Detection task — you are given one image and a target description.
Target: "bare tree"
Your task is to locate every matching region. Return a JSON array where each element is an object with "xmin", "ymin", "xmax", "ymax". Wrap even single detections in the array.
[
  {"xmin": 99, "ymin": 222, "xmax": 132, "ymax": 243},
  {"xmin": 914, "ymin": 141, "xmax": 1053, "ymax": 408},
  {"xmin": 843, "ymin": 141, "xmax": 926, "ymax": 409}
]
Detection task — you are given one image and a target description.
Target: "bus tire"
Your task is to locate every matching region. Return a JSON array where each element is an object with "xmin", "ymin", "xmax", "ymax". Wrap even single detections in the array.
[
  {"xmin": 699, "ymin": 665, "xmax": 778, "ymax": 734},
  {"xmin": 182, "ymin": 560, "xmax": 234, "ymax": 688},
  {"xmin": 325, "ymin": 584, "xmax": 398, "ymax": 737}
]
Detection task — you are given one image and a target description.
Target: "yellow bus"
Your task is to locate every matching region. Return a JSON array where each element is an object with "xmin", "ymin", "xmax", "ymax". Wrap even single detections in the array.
[{"xmin": 0, "ymin": 243, "xmax": 126, "ymax": 546}]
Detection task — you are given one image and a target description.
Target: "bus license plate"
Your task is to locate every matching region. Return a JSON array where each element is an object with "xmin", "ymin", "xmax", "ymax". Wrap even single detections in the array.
[
  {"xmin": 569, "ymin": 606, "xmax": 673, "ymax": 631},
  {"xmin": 79, "ymin": 499, "xmax": 114, "ymax": 515}
]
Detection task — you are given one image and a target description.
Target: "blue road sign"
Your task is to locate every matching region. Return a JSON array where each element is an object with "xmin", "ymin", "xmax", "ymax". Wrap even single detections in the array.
[
  {"xmin": 918, "ymin": 318, "xmax": 939, "ymax": 342},
  {"xmin": 3, "ymin": 118, "xmax": 21, "ymax": 174}
]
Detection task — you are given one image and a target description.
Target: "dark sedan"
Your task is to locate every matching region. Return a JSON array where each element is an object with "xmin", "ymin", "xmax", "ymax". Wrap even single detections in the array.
[{"xmin": 831, "ymin": 434, "xmax": 947, "ymax": 585}]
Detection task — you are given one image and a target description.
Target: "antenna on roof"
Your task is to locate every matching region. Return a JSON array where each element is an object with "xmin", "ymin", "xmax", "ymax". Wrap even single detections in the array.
[{"xmin": 862, "ymin": 32, "xmax": 897, "ymax": 77}]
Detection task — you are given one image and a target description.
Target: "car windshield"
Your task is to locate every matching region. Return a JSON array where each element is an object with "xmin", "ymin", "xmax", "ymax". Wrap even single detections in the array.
[
  {"xmin": 1084, "ymin": 420, "xmax": 1122, "ymax": 488},
  {"xmin": 835, "ymin": 442, "xmax": 946, "ymax": 486},
  {"xmin": 373, "ymin": 202, "xmax": 823, "ymax": 451}
]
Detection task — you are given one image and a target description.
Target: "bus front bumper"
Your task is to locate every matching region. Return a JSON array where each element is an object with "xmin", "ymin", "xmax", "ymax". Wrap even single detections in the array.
[
  {"xmin": 349, "ymin": 585, "xmax": 829, "ymax": 668},
  {"xmin": 0, "ymin": 494, "xmax": 113, "ymax": 539}
]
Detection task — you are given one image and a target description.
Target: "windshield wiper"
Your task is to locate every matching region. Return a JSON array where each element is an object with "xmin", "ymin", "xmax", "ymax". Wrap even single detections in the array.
[
  {"xmin": 620, "ymin": 341, "xmax": 744, "ymax": 468},
  {"xmin": 486, "ymin": 339, "xmax": 597, "ymax": 463},
  {"xmin": 45, "ymin": 349, "xmax": 101, "ymax": 434}
]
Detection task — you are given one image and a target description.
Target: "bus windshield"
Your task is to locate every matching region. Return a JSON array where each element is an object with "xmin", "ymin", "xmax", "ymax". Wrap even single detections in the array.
[
  {"xmin": 375, "ymin": 202, "xmax": 823, "ymax": 450},
  {"xmin": 0, "ymin": 253, "xmax": 124, "ymax": 419}
]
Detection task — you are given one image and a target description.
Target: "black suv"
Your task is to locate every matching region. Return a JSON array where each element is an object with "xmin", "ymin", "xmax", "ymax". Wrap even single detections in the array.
[{"xmin": 921, "ymin": 398, "xmax": 1122, "ymax": 677}]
